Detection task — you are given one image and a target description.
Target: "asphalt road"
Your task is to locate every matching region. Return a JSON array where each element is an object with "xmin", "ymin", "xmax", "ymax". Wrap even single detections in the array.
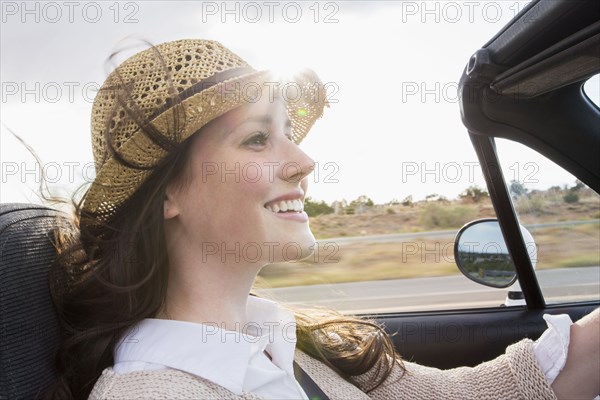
[{"xmin": 257, "ymin": 266, "xmax": 600, "ymax": 313}]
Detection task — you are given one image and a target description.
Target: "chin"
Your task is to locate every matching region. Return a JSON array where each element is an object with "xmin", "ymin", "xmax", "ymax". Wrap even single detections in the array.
[
  {"xmin": 273, "ymin": 229, "xmax": 316, "ymax": 263},
  {"xmin": 296, "ymin": 236, "xmax": 318, "ymax": 261}
]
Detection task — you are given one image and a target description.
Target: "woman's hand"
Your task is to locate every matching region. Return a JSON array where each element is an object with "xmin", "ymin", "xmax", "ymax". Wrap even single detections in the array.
[{"xmin": 551, "ymin": 308, "xmax": 600, "ymax": 399}]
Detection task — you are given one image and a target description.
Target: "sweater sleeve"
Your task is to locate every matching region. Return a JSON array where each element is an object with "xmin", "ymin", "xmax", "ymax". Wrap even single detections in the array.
[{"xmin": 355, "ymin": 339, "xmax": 557, "ymax": 400}]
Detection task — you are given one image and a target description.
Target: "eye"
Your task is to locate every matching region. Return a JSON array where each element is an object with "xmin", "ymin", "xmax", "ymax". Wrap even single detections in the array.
[{"xmin": 243, "ymin": 131, "xmax": 270, "ymax": 147}]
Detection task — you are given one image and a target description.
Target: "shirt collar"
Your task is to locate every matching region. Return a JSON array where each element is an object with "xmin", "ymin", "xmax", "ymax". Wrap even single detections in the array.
[{"xmin": 114, "ymin": 296, "xmax": 298, "ymax": 395}]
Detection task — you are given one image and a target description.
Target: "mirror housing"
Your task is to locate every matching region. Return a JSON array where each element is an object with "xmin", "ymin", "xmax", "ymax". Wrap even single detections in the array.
[{"xmin": 454, "ymin": 219, "xmax": 537, "ymax": 289}]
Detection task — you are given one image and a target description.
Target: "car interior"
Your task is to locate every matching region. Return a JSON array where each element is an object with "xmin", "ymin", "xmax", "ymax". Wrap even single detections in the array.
[{"xmin": 1, "ymin": 0, "xmax": 598, "ymax": 398}]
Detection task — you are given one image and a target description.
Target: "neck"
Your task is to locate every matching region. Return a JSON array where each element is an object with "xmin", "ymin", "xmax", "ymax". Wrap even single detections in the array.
[{"xmin": 160, "ymin": 252, "xmax": 262, "ymax": 331}]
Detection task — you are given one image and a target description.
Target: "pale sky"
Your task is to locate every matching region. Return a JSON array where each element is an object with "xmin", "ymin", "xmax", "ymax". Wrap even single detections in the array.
[{"xmin": 1, "ymin": 1, "xmax": 595, "ymax": 205}]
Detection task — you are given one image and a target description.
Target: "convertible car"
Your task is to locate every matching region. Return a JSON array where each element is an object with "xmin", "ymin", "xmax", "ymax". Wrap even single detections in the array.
[{"xmin": 0, "ymin": 0, "xmax": 598, "ymax": 397}]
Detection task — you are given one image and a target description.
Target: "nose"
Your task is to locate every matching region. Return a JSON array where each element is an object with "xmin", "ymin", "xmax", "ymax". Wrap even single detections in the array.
[{"xmin": 279, "ymin": 139, "xmax": 315, "ymax": 183}]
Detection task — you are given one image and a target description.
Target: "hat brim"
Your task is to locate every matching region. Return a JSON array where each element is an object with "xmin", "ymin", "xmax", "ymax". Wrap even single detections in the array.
[{"xmin": 82, "ymin": 69, "xmax": 327, "ymax": 218}]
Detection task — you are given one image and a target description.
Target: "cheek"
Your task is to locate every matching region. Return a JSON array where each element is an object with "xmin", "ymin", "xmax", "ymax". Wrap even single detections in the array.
[
  {"xmin": 199, "ymin": 164, "xmax": 271, "ymax": 221},
  {"xmin": 182, "ymin": 148, "xmax": 274, "ymax": 233},
  {"xmin": 212, "ymin": 159, "xmax": 273, "ymax": 204}
]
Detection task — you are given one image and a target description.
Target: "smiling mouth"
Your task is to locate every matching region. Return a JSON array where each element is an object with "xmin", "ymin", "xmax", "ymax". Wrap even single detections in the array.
[{"xmin": 264, "ymin": 199, "xmax": 304, "ymax": 213}]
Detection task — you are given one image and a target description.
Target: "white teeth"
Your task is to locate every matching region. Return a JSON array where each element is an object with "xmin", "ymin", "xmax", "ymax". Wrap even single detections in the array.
[{"xmin": 265, "ymin": 199, "xmax": 304, "ymax": 213}]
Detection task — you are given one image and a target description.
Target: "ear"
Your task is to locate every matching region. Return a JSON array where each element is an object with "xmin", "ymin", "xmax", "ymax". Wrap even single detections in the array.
[{"xmin": 163, "ymin": 186, "xmax": 180, "ymax": 220}]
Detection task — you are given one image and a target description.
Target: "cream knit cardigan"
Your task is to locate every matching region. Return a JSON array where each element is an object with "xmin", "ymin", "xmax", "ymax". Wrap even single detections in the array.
[{"xmin": 89, "ymin": 339, "xmax": 557, "ymax": 400}]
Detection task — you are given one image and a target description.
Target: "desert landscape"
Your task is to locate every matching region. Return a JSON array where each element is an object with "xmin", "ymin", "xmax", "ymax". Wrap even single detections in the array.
[{"xmin": 257, "ymin": 184, "xmax": 600, "ymax": 288}]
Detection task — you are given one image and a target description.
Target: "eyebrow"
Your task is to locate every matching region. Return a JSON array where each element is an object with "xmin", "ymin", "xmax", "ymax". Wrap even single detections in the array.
[{"xmin": 226, "ymin": 114, "xmax": 292, "ymax": 136}]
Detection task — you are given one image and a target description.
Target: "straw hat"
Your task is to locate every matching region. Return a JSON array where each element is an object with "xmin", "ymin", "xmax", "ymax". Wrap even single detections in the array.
[{"xmin": 82, "ymin": 39, "xmax": 327, "ymax": 220}]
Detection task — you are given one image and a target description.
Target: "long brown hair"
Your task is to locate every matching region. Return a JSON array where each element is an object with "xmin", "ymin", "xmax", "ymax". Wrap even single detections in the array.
[
  {"xmin": 46, "ymin": 44, "xmax": 403, "ymax": 399},
  {"xmin": 47, "ymin": 133, "xmax": 196, "ymax": 399}
]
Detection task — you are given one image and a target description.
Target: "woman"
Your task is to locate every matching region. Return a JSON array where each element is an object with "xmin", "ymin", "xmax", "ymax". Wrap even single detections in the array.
[{"xmin": 49, "ymin": 39, "xmax": 599, "ymax": 400}]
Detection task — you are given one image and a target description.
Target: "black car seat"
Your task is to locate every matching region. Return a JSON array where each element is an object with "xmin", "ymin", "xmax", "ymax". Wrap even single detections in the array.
[{"xmin": 0, "ymin": 203, "xmax": 69, "ymax": 399}]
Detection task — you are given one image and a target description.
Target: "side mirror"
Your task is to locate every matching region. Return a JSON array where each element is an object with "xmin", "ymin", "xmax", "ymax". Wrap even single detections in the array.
[{"xmin": 454, "ymin": 219, "xmax": 537, "ymax": 288}]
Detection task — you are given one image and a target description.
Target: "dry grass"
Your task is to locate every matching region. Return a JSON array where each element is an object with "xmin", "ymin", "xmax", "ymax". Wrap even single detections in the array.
[{"xmin": 531, "ymin": 224, "xmax": 600, "ymax": 270}]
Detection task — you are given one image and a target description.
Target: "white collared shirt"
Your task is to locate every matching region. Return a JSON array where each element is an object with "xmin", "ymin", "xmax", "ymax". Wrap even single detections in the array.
[{"xmin": 114, "ymin": 296, "xmax": 309, "ymax": 400}]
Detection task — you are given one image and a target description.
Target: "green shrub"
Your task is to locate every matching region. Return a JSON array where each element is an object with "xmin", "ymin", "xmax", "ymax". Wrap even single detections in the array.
[
  {"xmin": 304, "ymin": 197, "xmax": 334, "ymax": 217},
  {"xmin": 563, "ymin": 192, "xmax": 579, "ymax": 203}
]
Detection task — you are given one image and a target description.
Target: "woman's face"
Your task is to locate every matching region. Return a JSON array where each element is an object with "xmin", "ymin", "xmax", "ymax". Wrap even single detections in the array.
[{"xmin": 164, "ymin": 94, "xmax": 316, "ymax": 266}]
